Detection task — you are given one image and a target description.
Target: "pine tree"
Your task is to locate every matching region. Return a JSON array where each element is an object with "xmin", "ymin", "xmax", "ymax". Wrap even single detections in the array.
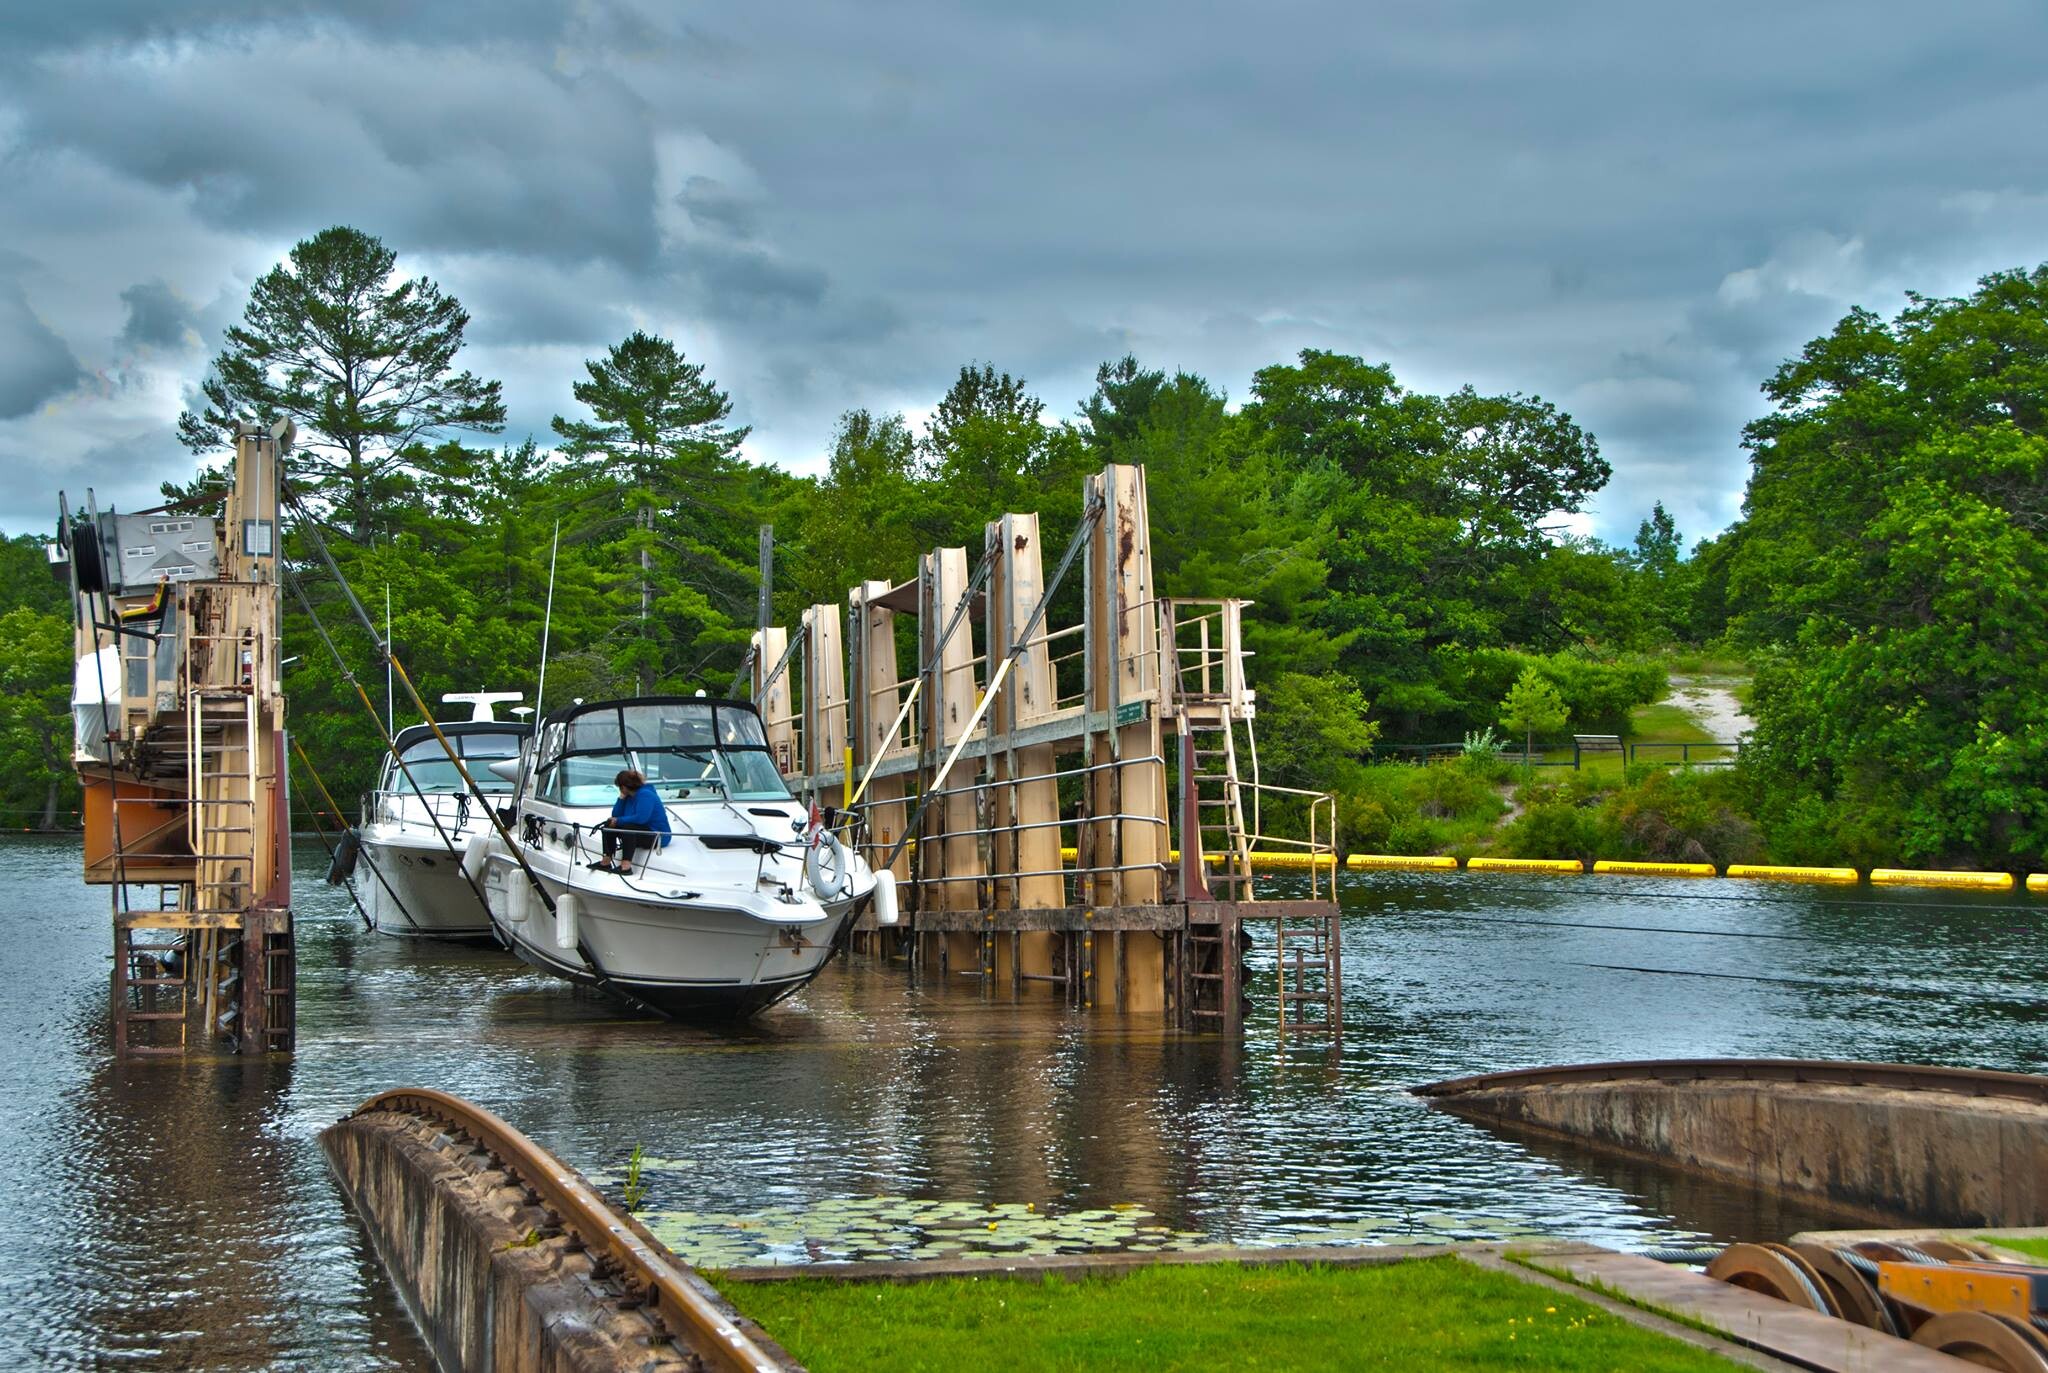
[
  {"xmin": 552, "ymin": 332, "xmax": 754, "ymax": 693},
  {"xmin": 177, "ymin": 226, "xmax": 504, "ymax": 542}
]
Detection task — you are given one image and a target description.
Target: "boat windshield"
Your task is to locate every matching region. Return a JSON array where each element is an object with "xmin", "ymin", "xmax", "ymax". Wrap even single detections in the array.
[
  {"xmin": 385, "ymin": 730, "xmax": 526, "ymax": 793},
  {"xmin": 532, "ymin": 702, "xmax": 790, "ymax": 806}
]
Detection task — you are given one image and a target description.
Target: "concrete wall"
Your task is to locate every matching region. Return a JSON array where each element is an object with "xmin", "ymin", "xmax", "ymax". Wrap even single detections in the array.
[
  {"xmin": 322, "ymin": 1109, "xmax": 701, "ymax": 1373},
  {"xmin": 1431, "ymin": 1078, "xmax": 2048, "ymax": 1228}
]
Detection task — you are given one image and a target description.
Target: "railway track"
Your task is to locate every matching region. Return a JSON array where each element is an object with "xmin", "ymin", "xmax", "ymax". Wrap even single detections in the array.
[{"xmin": 337, "ymin": 1088, "xmax": 790, "ymax": 1373}]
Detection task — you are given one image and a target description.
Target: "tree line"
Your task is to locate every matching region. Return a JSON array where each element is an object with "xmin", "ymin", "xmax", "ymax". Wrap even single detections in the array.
[{"xmin": 5, "ymin": 225, "xmax": 2043, "ymax": 871}]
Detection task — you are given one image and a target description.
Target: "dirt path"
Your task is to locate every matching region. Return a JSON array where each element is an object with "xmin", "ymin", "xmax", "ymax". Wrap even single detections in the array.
[{"xmin": 1666, "ymin": 675, "xmax": 1753, "ymax": 742}]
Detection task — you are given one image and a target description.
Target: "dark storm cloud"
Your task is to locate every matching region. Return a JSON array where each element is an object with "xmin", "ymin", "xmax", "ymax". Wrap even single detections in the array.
[
  {"xmin": 0, "ymin": 278, "xmax": 86, "ymax": 419},
  {"xmin": 3, "ymin": 0, "xmax": 2047, "ymax": 537},
  {"xmin": 0, "ymin": 1, "xmax": 584, "ymax": 56},
  {"xmin": 119, "ymin": 279, "xmax": 200, "ymax": 349},
  {"xmin": 16, "ymin": 38, "xmax": 664, "ymax": 270}
]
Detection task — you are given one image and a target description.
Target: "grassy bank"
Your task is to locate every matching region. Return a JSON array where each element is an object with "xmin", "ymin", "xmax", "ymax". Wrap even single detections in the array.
[{"xmin": 724, "ymin": 1258, "xmax": 1745, "ymax": 1372}]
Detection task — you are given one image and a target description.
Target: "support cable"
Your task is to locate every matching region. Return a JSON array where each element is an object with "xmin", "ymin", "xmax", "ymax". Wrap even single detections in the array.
[
  {"xmin": 1409, "ymin": 910, "xmax": 1830, "ymax": 944},
  {"xmin": 280, "ymin": 478, "xmax": 559, "ymax": 915},
  {"xmin": 281, "ymin": 561, "xmax": 501, "ymax": 928},
  {"xmin": 287, "ymin": 734, "xmax": 410, "ymax": 934},
  {"xmin": 878, "ymin": 495, "xmax": 1104, "ymax": 876}
]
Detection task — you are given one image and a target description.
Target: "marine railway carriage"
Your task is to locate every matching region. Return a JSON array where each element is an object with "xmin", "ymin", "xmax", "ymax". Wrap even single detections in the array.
[
  {"xmin": 55, "ymin": 420, "xmax": 296, "ymax": 1056},
  {"xmin": 356, "ymin": 714, "xmax": 532, "ymax": 941},
  {"xmin": 475, "ymin": 695, "xmax": 883, "ymax": 1018}
]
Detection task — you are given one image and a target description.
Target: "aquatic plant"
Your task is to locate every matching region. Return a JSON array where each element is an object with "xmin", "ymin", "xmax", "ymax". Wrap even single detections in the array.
[{"xmin": 620, "ymin": 1143, "xmax": 647, "ymax": 1212}]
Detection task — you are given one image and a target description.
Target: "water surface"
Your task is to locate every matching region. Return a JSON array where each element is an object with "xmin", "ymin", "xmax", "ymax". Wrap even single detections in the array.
[{"xmin": 1, "ymin": 837, "xmax": 2040, "ymax": 1368}]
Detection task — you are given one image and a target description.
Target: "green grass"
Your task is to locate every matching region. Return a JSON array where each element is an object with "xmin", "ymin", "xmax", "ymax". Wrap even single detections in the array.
[
  {"xmin": 1627, "ymin": 701, "xmax": 1717, "ymax": 745},
  {"xmin": 1980, "ymin": 1235, "xmax": 2048, "ymax": 1261},
  {"xmin": 1653, "ymin": 648, "xmax": 1750, "ymax": 677},
  {"xmin": 724, "ymin": 1258, "xmax": 1747, "ymax": 1372}
]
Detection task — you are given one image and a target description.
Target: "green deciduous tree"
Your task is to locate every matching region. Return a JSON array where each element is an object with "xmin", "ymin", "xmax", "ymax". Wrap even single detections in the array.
[
  {"xmin": 1500, "ymin": 667, "xmax": 1569, "ymax": 761},
  {"xmin": 0, "ymin": 607, "xmax": 79, "ymax": 830},
  {"xmin": 178, "ymin": 226, "xmax": 505, "ymax": 542},
  {"xmin": 1238, "ymin": 349, "xmax": 1615, "ymax": 730},
  {"xmin": 1729, "ymin": 265, "xmax": 2048, "ymax": 865}
]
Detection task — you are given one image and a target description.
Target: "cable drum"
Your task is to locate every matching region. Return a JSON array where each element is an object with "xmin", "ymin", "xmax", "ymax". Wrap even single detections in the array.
[{"xmin": 806, "ymin": 828, "xmax": 853, "ymax": 900}]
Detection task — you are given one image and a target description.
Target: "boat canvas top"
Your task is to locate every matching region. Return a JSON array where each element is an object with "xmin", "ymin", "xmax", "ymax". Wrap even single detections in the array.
[
  {"xmin": 527, "ymin": 696, "xmax": 791, "ymax": 810},
  {"xmin": 383, "ymin": 718, "xmax": 533, "ymax": 794}
]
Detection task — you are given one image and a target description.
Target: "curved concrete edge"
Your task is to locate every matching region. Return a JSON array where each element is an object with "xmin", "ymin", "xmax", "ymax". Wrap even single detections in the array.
[
  {"xmin": 321, "ymin": 1108, "xmax": 803, "ymax": 1373},
  {"xmin": 1418, "ymin": 1067, "xmax": 2048, "ymax": 1229}
]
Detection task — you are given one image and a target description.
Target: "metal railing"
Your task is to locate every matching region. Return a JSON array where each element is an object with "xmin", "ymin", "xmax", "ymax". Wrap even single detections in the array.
[
  {"xmin": 845, "ymin": 751, "xmax": 1174, "ymax": 909},
  {"xmin": 1630, "ymin": 741, "xmax": 1741, "ymax": 768},
  {"xmin": 1236, "ymin": 781, "xmax": 1339, "ymax": 902},
  {"xmin": 364, "ymin": 788, "xmax": 503, "ymax": 834}
]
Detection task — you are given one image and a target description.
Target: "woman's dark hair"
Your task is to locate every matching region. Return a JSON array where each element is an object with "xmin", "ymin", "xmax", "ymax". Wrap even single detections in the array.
[{"xmin": 615, "ymin": 769, "xmax": 645, "ymax": 791}]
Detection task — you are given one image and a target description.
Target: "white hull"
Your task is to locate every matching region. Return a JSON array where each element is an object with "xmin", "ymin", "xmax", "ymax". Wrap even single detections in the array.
[
  {"xmin": 480, "ymin": 845, "xmax": 860, "ymax": 1018},
  {"xmin": 482, "ymin": 695, "xmax": 885, "ymax": 1019},
  {"xmin": 359, "ymin": 826, "xmax": 497, "ymax": 940}
]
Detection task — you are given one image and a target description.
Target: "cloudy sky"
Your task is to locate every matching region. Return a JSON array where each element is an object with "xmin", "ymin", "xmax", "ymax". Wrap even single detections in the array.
[{"xmin": 3, "ymin": 2, "xmax": 2045, "ymax": 544}]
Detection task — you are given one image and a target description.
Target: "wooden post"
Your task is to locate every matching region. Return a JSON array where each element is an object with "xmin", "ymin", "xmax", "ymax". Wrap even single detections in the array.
[
  {"xmin": 1085, "ymin": 465, "xmax": 1168, "ymax": 1010},
  {"xmin": 922, "ymin": 548, "xmax": 983, "ymax": 974},
  {"xmin": 802, "ymin": 604, "xmax": 847, "ymax": 793},
  {"xmin": 849, "ymin": 579, "xmax": 910, "ymax": 956},
  {"xmin": 753, "ymin": 627, "xmax": 794, "ymax": 775},
  {"xmin": 987, "ymin": 512, "xmax": 1062, "ymax": 983}
]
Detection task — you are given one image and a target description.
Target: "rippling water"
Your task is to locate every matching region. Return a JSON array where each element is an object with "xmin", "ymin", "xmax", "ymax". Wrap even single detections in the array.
[{"xmin": 2, "ymin": 835, "xmax": 2042, "ymax": 1369}]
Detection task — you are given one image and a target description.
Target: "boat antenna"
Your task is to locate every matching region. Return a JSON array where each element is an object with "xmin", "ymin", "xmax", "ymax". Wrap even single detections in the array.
[
  {"xmin": 384, "ymin": 581, "xmax": 394, "ymax": 735},
  {"xmin": 517, "ymin": 519, "xmax": 562, "ymax": 801},
  {"xmin": 534, "ymin": 518, "xmax": 561, "ymax": 723}
]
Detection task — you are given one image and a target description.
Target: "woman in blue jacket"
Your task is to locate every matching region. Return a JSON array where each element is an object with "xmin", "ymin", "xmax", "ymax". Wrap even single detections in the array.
[{"xmin": 595, "ymin": 769, "xmax": 671, "ymax": 875}]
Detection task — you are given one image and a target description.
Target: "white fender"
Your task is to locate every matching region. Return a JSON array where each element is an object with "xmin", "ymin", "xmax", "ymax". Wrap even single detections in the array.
[
  {"xmin": 870, "ymin": 868, "xmax": 899, "ymax": 926},
  {"xmin": 460, "ymin": 831, "xmax": 491, "ymax": 884},
  {"xmin": 554, "ymin": 891, "xmax": 580, "ymax": 951},
  {"xmin": 506, "ymin": 877, "xmax": 532, "ymax": 925},
  {"xmin": 806, "ymin": 829, "xmax": 853, "ymax": 900}
]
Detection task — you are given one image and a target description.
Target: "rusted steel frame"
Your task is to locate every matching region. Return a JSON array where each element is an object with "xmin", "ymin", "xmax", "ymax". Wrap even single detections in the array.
[
  {"xmin": 914, "ymin": 903, "xmax": 1188, "ymax": 932},
  {"xmin": 118, "ymin": 911, "xmax": 244, "ymax": 929},
  {"xmin": 1415, "ymin": 1058, "xmax": 2048, "ymax": 1105},
  {"xmin": 1203, "ymin": 899, "xmax": 1343, "ymax": 921},
  {"xmin": 913, "ymin": 858, "xmax": 1167, "ymax": 886},
  {"xmin": 347, "ymin": 1088, "xmax": 784, "ymax": 1373}
]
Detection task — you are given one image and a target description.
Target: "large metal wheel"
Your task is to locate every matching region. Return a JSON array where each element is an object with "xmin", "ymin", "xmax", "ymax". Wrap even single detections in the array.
[
  {"xmin": 1909, "ymin": 1311, "xmax": 2048, "ymax": 1371},
  {"xmin": 1706, "ymin": 1243, "xmax": 1839, "ymax": 1314},
  {"xmin": 1788, "ymin": 1242, "xmax": 1899, "ymax": 1335}
]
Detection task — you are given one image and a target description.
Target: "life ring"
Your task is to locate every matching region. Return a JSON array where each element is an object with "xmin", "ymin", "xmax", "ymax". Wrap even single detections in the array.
[{"xmin": 806, "ymin": 828, "xmax": 853, "ymax": 900}]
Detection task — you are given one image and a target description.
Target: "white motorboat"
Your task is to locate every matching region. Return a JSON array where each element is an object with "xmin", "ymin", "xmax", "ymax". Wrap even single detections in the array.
[
  {"xmin": 470, "ymin": 695, "xmax": 892, "ymax": 1018},
  {"xmin": 354, "ymin": 692, "xmax": 529, "ymax": 941}
]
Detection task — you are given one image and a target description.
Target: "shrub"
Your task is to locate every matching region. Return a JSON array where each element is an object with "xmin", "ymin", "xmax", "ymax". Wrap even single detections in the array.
[
  {"xmin": 1502, "ymin": 799, "xmax": 1613, "ymax": 864},
  {"xmin": 1606, "ymin": 769, "xmax": 1761, "ymax": 867}
]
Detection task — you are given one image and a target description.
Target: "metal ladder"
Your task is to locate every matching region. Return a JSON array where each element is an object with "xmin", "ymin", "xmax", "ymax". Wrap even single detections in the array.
[
  {"xmin": 188, "ymin": 686, "xmax": 261, "ymax": 1042},
  {"xmin": 112, "ymin": 882, "xmax": 193, "ymax": 1056},
  {"xmin": 1176, "ymin": 693, "xmax": 1255, "ymax": 1029},
  {"xmin": 1273, "ymin": 908, "xmax": 1339, "ymax": 1035}
]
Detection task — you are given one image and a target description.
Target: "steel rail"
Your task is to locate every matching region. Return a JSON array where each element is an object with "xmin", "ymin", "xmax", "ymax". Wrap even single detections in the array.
[
  {"xmin": 347, "ymin": 1087, "xmax": 784, "ymax": 1373},
  {"xmin": 1414, "ymin": 1057, "xmax": 2048, "ymax": 1106}
]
